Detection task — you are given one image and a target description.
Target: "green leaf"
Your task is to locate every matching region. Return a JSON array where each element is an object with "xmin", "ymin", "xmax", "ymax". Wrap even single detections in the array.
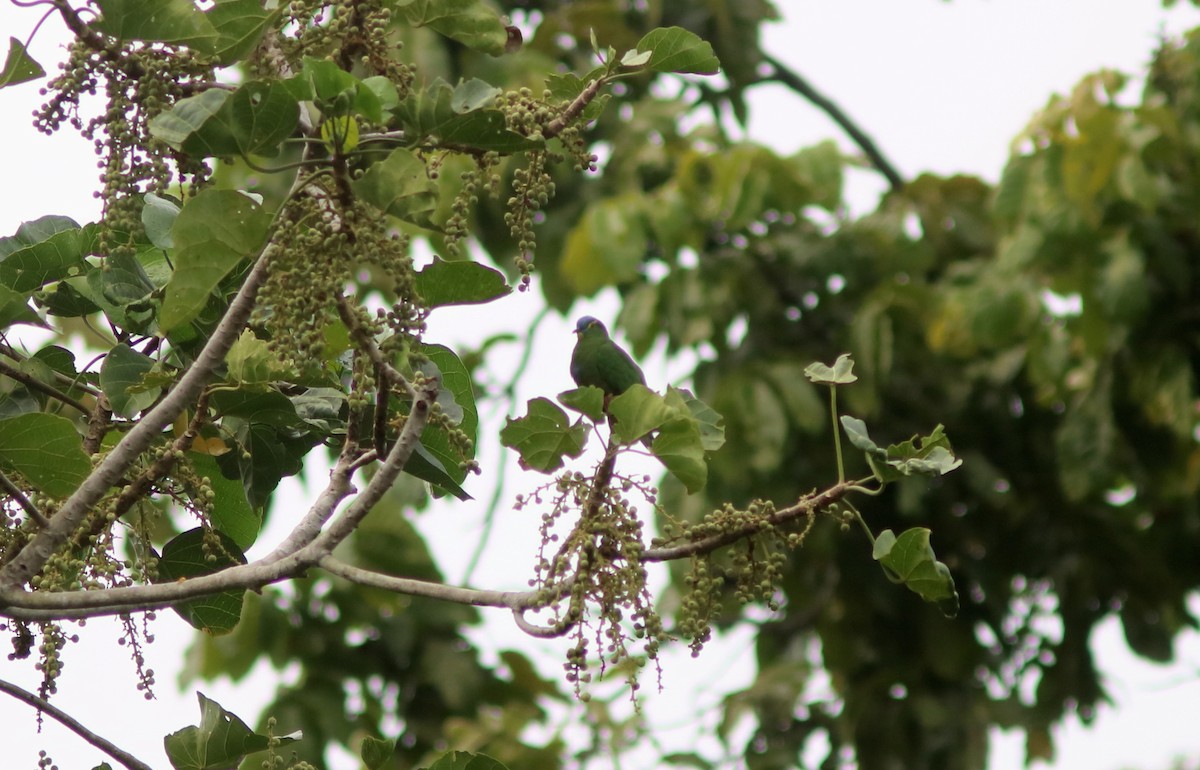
[
  {"xmin": 0, "ymin": 37, "xmax": 45, "ymax": 88},
  {"xmin": 620, "ymin": 48, "xmax": 653, "ymax": 68},
  {"xmin": 841, "ymin": 417, "xmax": 962, "ymax": 482},
  {"xmin": 633, "ymin": 27, "xmax": 721, "ymax": 75},
  {"xmin": 149, "ymin": 89, "xmax": 238, "ymax": 156},
  {"xmin": 402, "ymin": 438, "xmax": 472, "ymax": 501},
  {"xmin": 608, "ymin": 383, "xmax": 671, "ymax": 445},
  {"xmin": 402, "ymin": 343, "xmax": 477, "ymax": 499},
  {"xmin": 208, "ymin": 0, "xmax": 277, "ymax": 65},
  {"xmin": 99, "ymin": 343, "xmax": 162, "ymax": 418},
  {"xmin": 804, "ymin": 353, "xmax": 857, "ymax": 385},
  {"xmin": 149, "ymin": 81, "xmax": 298, "ymax": 158},
  {"xmin": 320, "ymin": 114, "xmax": 359, "ymax": 153},
  {"xmin": 0, "ymin": 218, "xmax": 96, "ymax": 293},
  {"xmin": 451, "ymin": 78, "xmax": 501, "ymax": 112},
  {"xmin": 215, "ymin": 419, "xmax": 310, "ymax": 509},
  {"xmin": 164, "ymin": 693, "xmax": 295, "ymax": 770},
  {"xmin": 190, "ymin": 453, "xmax": 260, "ymax": 549},
  {"xmin": 0, "ymin": 413, "xmax": 91, "ymax": 498},
  {"xmin": 672, "ymin": 386, "xmax": 725, "ymax": 452},
  {"xmin": 360, "ymin": 736, "xmax": 396, "ymax": 770},
  {"xmin": 289, "ymin": 56, "xmax": 358, "ymax": 103},
  {"xmin": 651, "ymin": 416, "xmax": 707, "ymax": 493},
  {"xmin": 34, "ymin": 278, "xmax": 101, "ymax": 318},
  {"xmin": 419, "ymin": 344, "xmax": 477, "ymax": 435},
  {"xmin": 425, "ymin": 751, "xmax": 511, "ymax": 770},
  {"xmin": 0, "ymin": 284, "xmax": 43, "ymax": 328},
  {"xmin": 398, "ymin": 0, "xmax": 509, "ymax": 56},
  {"xmin": 142, "ymin": 193, "xmax": 181, "ymax": 250},
  {"xmin": 840, "ymin": 414, "xmax": 879, "ymax": 454},
  {"xmin": 500, "ymin": 397, "xmax": 588, "ymax": 473},
  {"xmin": 229, "ymin": 81, "xmax": 301, "ymax": 155},
  {"xmin": 358, "ymin": 76, "xmax": 400, "ymax": 122},
  {"xmin": 393, "ymin": 80, "xmax": 541, "ymax": 152},
  {"xmin": 156, "ymin": 528, "xmax": 247, "ymax": 634},
  {"xmin": 557, "ymin": 386, "xmax": 606, "ymax": 422},
  {"xmin": 210, "ymin": 389, "xmax": 302, "ymax": 428},
  {"xmin": 94, "ymin": 0, "xmax": 218, "ymax": 53},
  {"xmin": 880, "ymin": 424, "xmax": 963, "ymax": 479},
  {"xmin": 353, "ymin": 148, "xmax": 439, "ymax": 228},
  {"xmin": 225, "ymin": 329, "xmax": 288, "ymax": 388},
  {"xmin": 160, "ymin": 189, "xmax": 271, "ymax": 332},
  {"xmin": 415, "ymin": 258, "xmax": 511, "ymax": 308},
  {"xmin": 872, "ymin": 527, "xmax": 959, "ymax": 617}
]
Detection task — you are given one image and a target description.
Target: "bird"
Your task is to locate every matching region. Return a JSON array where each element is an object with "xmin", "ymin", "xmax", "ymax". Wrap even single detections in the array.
[
  {"xmin": 570, "ymin": 316, "xmax": 653, "ymax": 448},
  {"xmin": 570, "ymin": 316, "xmax": 646, "ymax": 396}
]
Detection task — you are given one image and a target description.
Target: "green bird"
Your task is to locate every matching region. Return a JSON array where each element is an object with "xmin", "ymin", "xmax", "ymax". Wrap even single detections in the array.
[
  {"xmin": 570, "ymin": 316, "xmax": 646, "ymax": 396},
  {"xmin": 571, "ymin": 316, "xmax": 653, "ymax": 447}
]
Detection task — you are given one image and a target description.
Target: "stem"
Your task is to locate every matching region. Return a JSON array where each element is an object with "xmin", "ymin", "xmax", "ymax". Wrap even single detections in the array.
[
  {"xmin": 830, "ymin": 386, "xmax": 845, "ymax": 484},
  {"xmin": 844, "ymin": 500, "xmax": 875, "ymax": 546},
  {"xmin": 0, "ymin": 471, "xmax": 48, "ymax": 528}
]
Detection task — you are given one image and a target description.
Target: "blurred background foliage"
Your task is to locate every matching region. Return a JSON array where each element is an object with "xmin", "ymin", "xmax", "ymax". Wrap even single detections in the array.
[{"xmin": 185, "ymin": 1, "xmax": 1200, "ymax": 768}]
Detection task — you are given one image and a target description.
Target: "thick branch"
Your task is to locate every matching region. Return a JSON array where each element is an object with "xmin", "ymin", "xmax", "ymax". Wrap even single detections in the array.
[
  {"xmin": 760, "ymin": 54, "xmax": 905, "ymax": 192},
  {"xmin": 0, "ymin": 478, "xmax": 851, "ymax": 628},
  {"xmin": 0, "ymin": 369, "xmax": 439, "ymax": 619},
  {"xmin": 261, "ymin": 446, "xmax": 365, "ymax": 561},
  {"xmin": 319, "ymin": 556, "xmax": 535, "ymax": 609},
  {"xmin": 0, "ymin": 677, "xmax": 154, "ymax": 770}
]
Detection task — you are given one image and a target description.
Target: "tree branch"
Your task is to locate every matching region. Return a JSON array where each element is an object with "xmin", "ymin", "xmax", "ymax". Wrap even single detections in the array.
[
  {"xmin": 644, "ymin": 482, "xmax": 850, "ymax": 562},
  {"xmin": 760, "ymin": 54, "xmax": 905, "ymax": 192},
  {"xmin": 0, "ymin": 677, "xmax": 154, "ymax": 770},
  {"xmin": 0, "ymin": 242, "xmax": 276, "ymax": 593},
  {"xmin": 0, "ymin": 355, "xmax": 91, "ymax": 415},
  {"xmin": 0, "ymin": 475, "xmax": 852, "ymax": 627},
  {"xmin": 0, "ymin": 471, "xmax": 48, "ymax": 528}
]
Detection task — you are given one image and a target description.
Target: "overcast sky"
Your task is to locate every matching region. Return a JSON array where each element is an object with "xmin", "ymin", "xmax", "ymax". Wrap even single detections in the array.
[{"xmin": 3, "ymin": 2, "xmax": 1200, "ymax": 769}]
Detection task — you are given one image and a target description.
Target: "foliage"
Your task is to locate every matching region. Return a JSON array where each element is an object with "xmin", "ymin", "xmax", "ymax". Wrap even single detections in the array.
[{"xmin": 1, "ymin": 2, "xmax": 1198, "ymax": 770}]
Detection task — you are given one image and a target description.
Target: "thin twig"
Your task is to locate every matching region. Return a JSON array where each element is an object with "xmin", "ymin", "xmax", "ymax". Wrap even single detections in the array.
[
  {"xmin": 0, "ymin": 344, "xmax": 102, "ymax": 397},
  {"xmin": 0, "ymin": 357, "xmax": 90, "ymax": 415},
  {"xmin": 0, "ymin": 677, "xmax": 154, "ymax": 770},
  {"xmin": 760, "ymin": 54, "xmax": 904, "ymax": 191},
  {"xmin": 0, "ymin": 471, "xmax": 49, "ymax": 528}
]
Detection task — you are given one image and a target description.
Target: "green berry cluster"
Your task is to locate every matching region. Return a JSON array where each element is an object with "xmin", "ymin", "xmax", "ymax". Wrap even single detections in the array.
[
  {"xmin": 256, "ymin": 186, "xmax": 424, "ymax": 369},
  {"xmin": 33, "ymin": 621, "xmax": 78, "ymax": 702},
  {"xmin": 662, "ymin": 500, "xmax": 817, "ymax": 656},
  {"xmin": 443, "ymin": 152, "xmax": 502, "ymax": 258},
  {"xmin": 117, "ymin": 612, "xmax": 158, "ymax": 700},
  {"xmin": 505, "ymin": 151, "xmax": 553, "ymax": 290},
  {"xmin": 274, "ymin": 0, "xmax": 413, "ymax": 95},
  {"xmin": 520, "ymin": 466, "xmax": 667, "ymax": 698},
  {"xmin": 34, "ymin": 37, "xmax": 214, "ymax": 255},
  {"xmin": 495, "ymin": 86, "xmax": 602, "ymax": 289}
]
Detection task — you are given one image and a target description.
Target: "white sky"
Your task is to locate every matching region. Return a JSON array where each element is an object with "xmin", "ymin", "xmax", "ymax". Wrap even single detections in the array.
[{"xmin": 3, "ymin": 2, "xmax": 1200, "ymax": 769}]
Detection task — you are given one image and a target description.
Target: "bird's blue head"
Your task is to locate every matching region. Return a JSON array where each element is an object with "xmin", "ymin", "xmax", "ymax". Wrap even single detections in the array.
[{"xmin": 574, "ymin": 316, "xmax": 605, "ymax": 335}]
